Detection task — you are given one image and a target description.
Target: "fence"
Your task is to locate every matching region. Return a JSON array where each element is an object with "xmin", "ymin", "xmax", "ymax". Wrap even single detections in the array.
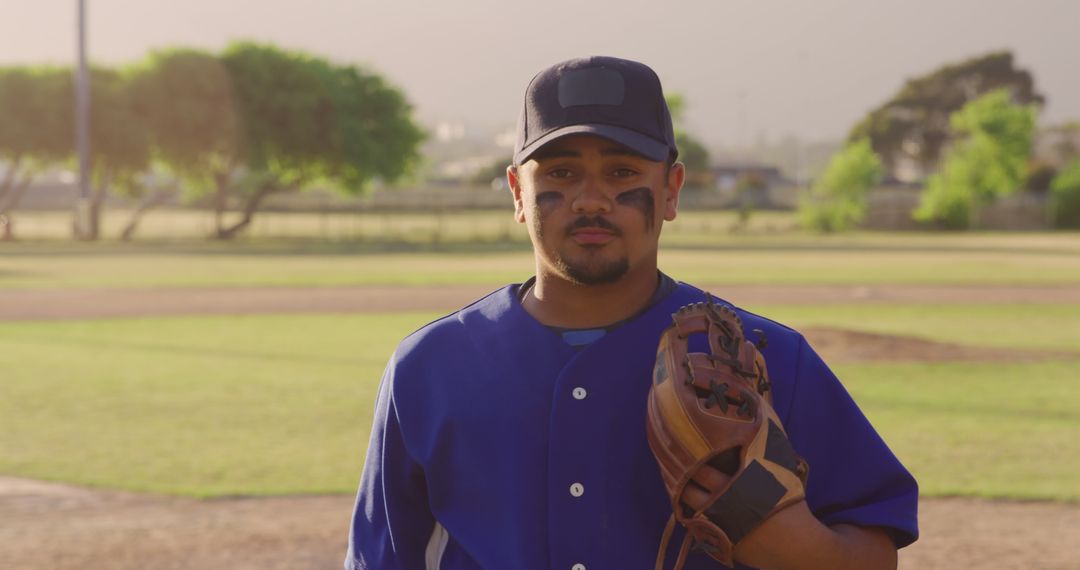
[{"xmin": 862, "ymin": 187, "xmax": 1052, "ymax": 231}]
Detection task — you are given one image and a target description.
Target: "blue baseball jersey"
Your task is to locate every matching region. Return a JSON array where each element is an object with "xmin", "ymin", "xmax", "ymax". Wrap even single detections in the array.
[{"xmin": 346, "ymin": 281, "xmax": 918, "ymax": 569}]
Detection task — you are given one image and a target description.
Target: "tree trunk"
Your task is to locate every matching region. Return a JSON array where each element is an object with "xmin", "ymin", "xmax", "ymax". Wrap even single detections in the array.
[
  {"xmin": 0, "ymin": 155, "xmax": 23, "ymax": 205},
  {"xmin": 86, "ymin": 170, "xmax": 112, "ymax": 241},
  {"xmin": 0, "ymin": 171, "xmax": 33, "ymax": 242},
  {"xmin": 119, "ymin": 185, "xmax": 178, "ymax": 241},
  {"xmin": 215, "ymin": 183, "xmax": 282, "ymax": 240},
  {"xmin": 213, "ymin": 170, "xmax": 231, "ymax": 237}
]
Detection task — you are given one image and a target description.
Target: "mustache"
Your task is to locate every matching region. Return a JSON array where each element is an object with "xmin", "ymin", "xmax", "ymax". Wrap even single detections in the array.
[{"xmin": 566, "ymin": 216, "xmax": 621, "ymax": 236}]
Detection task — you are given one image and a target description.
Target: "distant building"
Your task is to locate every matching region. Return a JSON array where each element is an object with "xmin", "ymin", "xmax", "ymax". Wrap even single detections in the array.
[
  {"xmin": 700, "ymin": 160, "xmax": 797, "ymax": 210},
  {"xmin": 711, "ymin": 161, "xmax": 785, "ymax": 191},
  {"xmin": 1034, "ymin": 123, "xmax": 1080, "ymax": 166}
]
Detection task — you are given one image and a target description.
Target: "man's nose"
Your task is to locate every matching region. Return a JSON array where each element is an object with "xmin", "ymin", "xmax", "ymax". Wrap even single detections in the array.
[{"xmin": 570, "ymin": 181, "xmax": 613, "ymax": 215}]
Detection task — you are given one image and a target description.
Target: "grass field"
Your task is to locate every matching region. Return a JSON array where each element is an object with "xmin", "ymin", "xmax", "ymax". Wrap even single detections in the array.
[
  {"xmin": 1, "ymin": 309, "xmax": 1077, "ymax": 500},
  {"xmin": 752, "ymin": 303, "xmax": 1080, "ymax": 353},
  {"xmin": 0, "ymin": 314, "xmax": 430, "ymax": 497},
  {"xmin": 2, "ymin": 222, "xmax": 1079, "ymax": 502},
  {"xmin": 4, "ymin": 208, "xmax": 800, "ymax": 243},
  {"xmin": 839, "ymin": 360, "xmax": 1080, "ymax": 501},
  {"xmin": 4, "ymin": 229, "xmax": 1080, "ymax": 289}
]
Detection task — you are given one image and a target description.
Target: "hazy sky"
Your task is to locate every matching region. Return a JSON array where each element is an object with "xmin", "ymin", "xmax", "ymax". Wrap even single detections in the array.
[{"xmin": 3, "ymin": 0, "xmax": 1076, "ymax": 147}]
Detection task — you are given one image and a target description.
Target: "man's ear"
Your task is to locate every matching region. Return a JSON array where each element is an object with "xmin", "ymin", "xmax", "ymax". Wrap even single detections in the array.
[
  {"xmin": 508, "ymin": 165, "xmax": 526, "ymax": 224},
  {"xmin": 663, "ymin": 161, "xmax": 685, "ymax": 221}
]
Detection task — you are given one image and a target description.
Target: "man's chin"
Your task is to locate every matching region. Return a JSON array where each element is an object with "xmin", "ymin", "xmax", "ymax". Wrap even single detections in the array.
[{"xmin": 558, "ymin": 257, "xmax": 630, "ymax": 286}]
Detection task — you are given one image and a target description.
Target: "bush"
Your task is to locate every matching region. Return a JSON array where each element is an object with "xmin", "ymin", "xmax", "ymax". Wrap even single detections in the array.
[
  {"xmin": 914, "ymin": 89, "xmax": 1037, "ymax": 229},
  {"xmin": 1051, "ymin": 161, "xmax": 1080, "ymax": 229},
  {"xmin": 799, "ymin": 139, "xmax": 882, "ymax": 232}
]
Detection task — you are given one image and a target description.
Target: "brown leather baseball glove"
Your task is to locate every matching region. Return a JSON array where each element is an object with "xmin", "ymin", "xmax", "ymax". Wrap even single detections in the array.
[{"xmin": 646, "ymin": 298, "xmax": 809, "ymax": 569}]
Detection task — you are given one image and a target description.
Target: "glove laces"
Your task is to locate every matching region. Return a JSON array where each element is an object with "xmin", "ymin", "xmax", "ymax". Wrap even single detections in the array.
[{"xmin": 655, "ymin": 514, "xmax": 695, "ymax": 570}]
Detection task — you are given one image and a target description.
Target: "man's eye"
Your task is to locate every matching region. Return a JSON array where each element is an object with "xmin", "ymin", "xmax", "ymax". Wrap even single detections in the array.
[
  {"xmin": 549, "ymin": 169, "xmax": 573, "ymax": 178},
  {"xmin": 613, "ymin": 168, "xmax": 638, "ymax": 177}
]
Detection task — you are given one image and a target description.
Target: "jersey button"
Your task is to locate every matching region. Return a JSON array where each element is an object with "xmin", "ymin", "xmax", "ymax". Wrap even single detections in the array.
[
  {"xmin": 569, "ymin": 482, "xmax": 584, "ymax": 497},
  {"xmin": 572, "ymin": 564, "xmax": 586, "ymax": 570},
  {"xmin": 572, "ymin": 387, "xmax": 587, "ymax": 400}
]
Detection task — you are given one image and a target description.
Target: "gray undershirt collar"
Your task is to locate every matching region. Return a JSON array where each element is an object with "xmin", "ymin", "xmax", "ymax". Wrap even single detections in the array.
[{"xmin": 517, "ymin": 271, "xmax": 678, "ymax": 347}]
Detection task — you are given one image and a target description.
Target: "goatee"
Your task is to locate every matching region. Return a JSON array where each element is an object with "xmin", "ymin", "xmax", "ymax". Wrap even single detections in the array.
[{"xmin": 558, "ymin": 255, "xmax": 629, "ymax": 285}]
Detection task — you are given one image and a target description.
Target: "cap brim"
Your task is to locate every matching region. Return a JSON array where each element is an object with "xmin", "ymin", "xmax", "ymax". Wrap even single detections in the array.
[{"xmin": 514, "ymin": 124, "xmax": 671, "ymax": 165}]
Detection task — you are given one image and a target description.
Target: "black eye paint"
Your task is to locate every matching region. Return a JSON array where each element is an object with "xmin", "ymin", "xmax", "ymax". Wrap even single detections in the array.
[
  {"xmin": 533, "ymin": 191, "xmax": 563, "ymax": 238},
  {"xmin": 616, "ymin": 186, "xmax": 655, "ymax": 232},
  {"xmin": 535, "ymin": 191, "xmax": 563, "ymax": 212}
]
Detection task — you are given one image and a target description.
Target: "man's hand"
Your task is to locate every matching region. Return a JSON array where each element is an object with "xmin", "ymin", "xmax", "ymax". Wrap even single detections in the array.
[{"xmin": 734, "ymin": 500, "xmax": 898, "ymax": 570}]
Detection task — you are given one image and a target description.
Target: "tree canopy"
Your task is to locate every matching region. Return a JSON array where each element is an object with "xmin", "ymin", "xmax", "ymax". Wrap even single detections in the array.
[
  {"xmin": 849, "ymin": 51, "xmax": 1043, "ymax": 180},
  {"xmin": 798, "ymin": 138, "xmax": 882, "ymax": 232},
  {"xmin": 128, "ymin": 48, "xmax": 242, "ymax": 194},
  {"xmin": 88, "ymin": 67, "xmax": 151, "ymax": 187},
  {"xmin": 914, "ymin": 89, "xmax": 1037, "ymax": 229},
  {"xmin": 122, "ymin": 42, "xmax": 425, "ymax": 239},
  {"xmin": 666, "ymin": 94, "xmax": 710, "ymax": 178},
  {"xmin": 206, "ymin": 42, "xmax": 424, "ymax": 238},
  {"xmin": 0, "ymin": 66, "xmax": 74, "ymax": 238},
  {"xmin": 0, "ymin": 67, "xmax": 72, "ymax": 164},
  {"xmin": 74, "ymin": 66, "xmax": 153, "ymax": 239},
  {"xmin": 0, "ymin": 43, "xmax": 426, "ymax": 241}
]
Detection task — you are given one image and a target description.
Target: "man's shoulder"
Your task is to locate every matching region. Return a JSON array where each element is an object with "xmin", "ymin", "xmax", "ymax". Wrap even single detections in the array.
[
  {"xmin": 395, "ymin": 284, "xmax": 518, "ymax": 360},
  {"xmin": 732, "ymin": 305, "xmax": 804, "ymax": 344},
  {"xmin": 673, "ymin": 282, "xmax": 806, "ymax": 343}
]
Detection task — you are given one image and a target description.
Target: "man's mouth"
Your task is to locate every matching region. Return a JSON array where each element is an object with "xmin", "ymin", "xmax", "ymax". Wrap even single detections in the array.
[
  {"xmin": 570, "ymin": 227, "xmax": 616, "ymax": 244},
  {"xmin": 565, "ymin": 216, "xmax": 620, "ymax": 245}
]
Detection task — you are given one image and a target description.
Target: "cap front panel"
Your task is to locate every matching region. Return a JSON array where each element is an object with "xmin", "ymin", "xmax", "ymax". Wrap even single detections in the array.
[
  {"xmin": 557, "ymin": 67, "xmax": 626, "ymax": 107},
  {"xmin": 514, "ymin": 56, "xmax": 678, "ymax": 165}
]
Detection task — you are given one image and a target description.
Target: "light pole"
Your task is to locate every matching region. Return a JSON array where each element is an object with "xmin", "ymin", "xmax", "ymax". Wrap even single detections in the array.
[{"xmin": 74, "ymin": 0, "xmax": 91, "ymax": 239}]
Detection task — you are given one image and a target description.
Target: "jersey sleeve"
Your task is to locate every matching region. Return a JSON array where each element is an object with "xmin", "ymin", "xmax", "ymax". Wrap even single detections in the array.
[
  {"xmin": 783, "ymin": 337, "xmax": 920, "ymax": 548},
  {"xmin": 346, "ymin": 355, "xmax": 436, "ymax": 570}
]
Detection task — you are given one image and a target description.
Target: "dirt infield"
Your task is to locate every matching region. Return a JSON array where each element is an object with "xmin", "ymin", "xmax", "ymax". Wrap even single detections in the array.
[
  {"xmin": 3, "ymin": 283, "xmax": 1079, "ymax": 569},
  {"xmin": 2, "ymin": 477, "xmax": 1079, "ymax": 570},
  {"xmin": 0, "ymin": 477, "xmax": 348, "ymax": 570},
  {"xmin": 3, "ymin": 283, "xmax": 1080, "ymax": 321}
]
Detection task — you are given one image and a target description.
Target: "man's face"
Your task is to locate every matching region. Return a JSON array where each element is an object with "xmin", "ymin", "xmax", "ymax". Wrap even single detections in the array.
[{"xmin": 508, "ymin": 134, "xmax": 683, "ymax": 286}]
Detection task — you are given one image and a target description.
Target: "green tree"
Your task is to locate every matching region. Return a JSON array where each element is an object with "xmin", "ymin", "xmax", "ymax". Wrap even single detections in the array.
[
  {"xmin": 665, "ymin": 93, "xmax": 710, "ymax": 180},
  {"xmin": 315, "ymin": 61, "xmax": 424, "ymax": 192},
  {"xmin": 674, "ymin": 133, "xmax": 708, "ymax": 175},
  {"xmin": 215, "ymin": 43, "xmax": 331, "ymax": 239},
  {"xmin": 850, "ymin": 51, "xmax": 1043, "ymax": 179},
  {"xmin": 1050, "ymin": 160, "xmax": 1080, "ymax": 229},
  {"xmin": 914, "ymin": 89, "xmax": 1037, "ymax": 229},
  {"xmin": 0, "ymin": 66, "xmax": 72, "ymax": 240},
  {"xmin": 214, "ymin": 42, "xmax": 423, "ymax": 239},
  {"xmin": 125, "ymin": 48, "xmax": 242, "ymax": 240},
  {"xmin": 799, "ymin": 139, "xmax": 882, "ymax": 232},
  {"xmin": 80, "ymin": 67, "xmax": 152, "ymax": 240}
]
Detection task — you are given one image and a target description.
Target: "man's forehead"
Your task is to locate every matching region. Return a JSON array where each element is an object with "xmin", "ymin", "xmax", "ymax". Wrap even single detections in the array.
[{"xmin": 528, "ymin": 135, "xmax": 653, "ymax": 162}]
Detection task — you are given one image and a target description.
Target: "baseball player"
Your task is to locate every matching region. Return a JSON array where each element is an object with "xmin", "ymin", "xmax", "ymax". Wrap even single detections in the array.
[{"xmin": 346, "ymin": 56, "xmax": 918, "ymax": 570}]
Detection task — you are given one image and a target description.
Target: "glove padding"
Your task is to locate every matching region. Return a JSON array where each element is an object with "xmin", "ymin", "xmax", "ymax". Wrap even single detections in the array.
[{"xmin": 646, "ymin": 298, "xmax": 809, "ymax": 569}]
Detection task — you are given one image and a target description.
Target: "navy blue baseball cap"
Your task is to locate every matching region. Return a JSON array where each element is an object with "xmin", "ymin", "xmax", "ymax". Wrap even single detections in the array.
[{"xmin": 513, "ymin": 56, "xmax": 679, "ymax": 166}]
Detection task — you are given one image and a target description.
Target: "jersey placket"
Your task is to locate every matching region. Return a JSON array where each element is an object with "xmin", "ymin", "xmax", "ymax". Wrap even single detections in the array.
[{"xmin": 546, "ymin": 347, "xmax": 612, "ymax": 570}]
